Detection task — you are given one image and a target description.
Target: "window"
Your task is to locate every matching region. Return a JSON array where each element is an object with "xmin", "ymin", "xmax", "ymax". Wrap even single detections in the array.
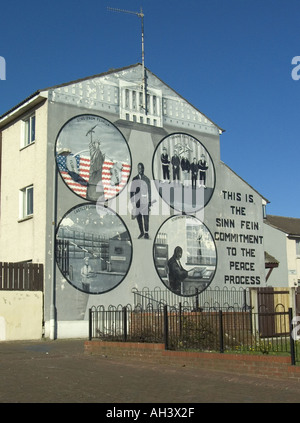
[
  {"xmin": 153, "ymin": 95, "xmax": 157, "ymax": 115},
  {"xmin": 186, "ymin": 223, "xmax": 216, "ymax": 266},
  {"xmin": 132, "ymin": 90, "xmax": 136, "ymax": 110},
  {"xmin": 296, "ymin": 240, "xmax": 300, "ymax": 257},
  {"xmin": 22, "ymin": 114, "xmax": 35, "ymax": 147},
  {"xmin": 139, "ymin": 92, "xmax": 143, "ymax": 112},
  {"xmin": 19, "ymin": 185, "xmax": 33, "ymax": 219},
  {"xmin": 125, "ymin": 89, "xmax": 129, "ymax": 109}
]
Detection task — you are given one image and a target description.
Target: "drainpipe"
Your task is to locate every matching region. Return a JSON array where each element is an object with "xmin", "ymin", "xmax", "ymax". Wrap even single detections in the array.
[
  {"xmin": 50, "ymin": 156, "xmax": 58, "ymax": 340},
  {"xmin": 50, "ymin": 149, "xmax": 71, "ymax": 340}
]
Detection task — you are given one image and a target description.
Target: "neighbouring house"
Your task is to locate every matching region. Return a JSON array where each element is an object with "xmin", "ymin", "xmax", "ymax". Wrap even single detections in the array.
[{"xmin": 264, "ymin": 215, "xmax": 300, "ymax": 287}]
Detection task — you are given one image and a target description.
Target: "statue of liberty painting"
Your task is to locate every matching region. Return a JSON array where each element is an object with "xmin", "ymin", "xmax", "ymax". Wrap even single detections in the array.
[{"xmin": 86, "ymin": 125, "xmax": 105, "ymax": 201}]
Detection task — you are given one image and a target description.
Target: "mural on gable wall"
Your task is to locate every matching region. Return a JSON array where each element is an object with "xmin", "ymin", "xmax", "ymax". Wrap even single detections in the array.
[
  {"xmin": 153, "ymin": 215, "xmax": 217, "ymax": 296},
  {"xmin": 55, "ymin": 203, "xmax": 132, "ymax": 294},
  {"xmin": 55, "ymin": 114, "xmax": 131, "ymax": 202},
  {"xmin": 54, "ymin": 112, "xmax": 219, "ymax": 297},
  {"xmin": 51, "ymin": 66, "xmax": 266, "ymax": 306},
  {"xmin": 152, "ymin": 133, "xmax": 215, "ymax": 214}
]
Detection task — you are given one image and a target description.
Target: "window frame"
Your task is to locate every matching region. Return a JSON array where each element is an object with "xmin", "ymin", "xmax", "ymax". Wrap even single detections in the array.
[
  {"xmin": 19, "ymin": 184, "xmax": 34, "ymax": 220},
  {"xmin": 21, "ymin": 113, "xmax": 35, "ymax": 148},
  {"xmin": 296, "ymin": 240, "xmax": 300, "ymax": 257}
]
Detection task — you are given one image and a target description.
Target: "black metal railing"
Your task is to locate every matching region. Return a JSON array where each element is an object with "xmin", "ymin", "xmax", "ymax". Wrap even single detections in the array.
[
  {"xmin": 89, "ymin": 303, "xmax": 166, "ymax": 344},
  {"xmin": 89, "ymin": 303, "xmax": 298, "ymax": 365}
]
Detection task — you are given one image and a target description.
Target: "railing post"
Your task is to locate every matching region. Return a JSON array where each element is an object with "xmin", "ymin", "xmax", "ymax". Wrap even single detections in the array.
[
  {"xmin": 179, "ymin": 302, "xmax": 182, "ymax": 338},
  {"xmin": 88, "ymin": 308, "xmax": 92, "ymax": 340},
  {"xmin": 195, "ymin": 288, "xmax": 199, "ymax": 310},
  {"xmin": 289, "ymin": 307, "xmax": 296, "ymax": 366},
  {"xmin": 243, "ymin": 289, "xmax": 247, "ymax": 310},
  {"xmin": 123, "ymin": 306, "xmax": 127, "ymax": 342},
  {"xmin": 219, "ymin": 310, "xmax": 224, "ymax": 353},
  {"xmin": 164, "ymin": 305, "xmax": 169, "ymax": 350}
]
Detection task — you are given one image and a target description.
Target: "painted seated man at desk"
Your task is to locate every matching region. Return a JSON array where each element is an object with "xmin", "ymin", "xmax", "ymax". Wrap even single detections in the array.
[{"xmin": 167, "ymin": 246, "xmax": 195, "ymax": 294}]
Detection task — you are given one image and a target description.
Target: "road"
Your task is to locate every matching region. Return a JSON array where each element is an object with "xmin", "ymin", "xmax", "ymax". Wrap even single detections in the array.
[{"xmin": 0, "ymin": 339, "xmax": 299, "ymax": 405}]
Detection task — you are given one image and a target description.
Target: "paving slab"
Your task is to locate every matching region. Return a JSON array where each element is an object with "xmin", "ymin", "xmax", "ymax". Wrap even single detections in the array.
[{"xmin": 0, "ymin": 339, "xmax": 299, "ymax": 404}]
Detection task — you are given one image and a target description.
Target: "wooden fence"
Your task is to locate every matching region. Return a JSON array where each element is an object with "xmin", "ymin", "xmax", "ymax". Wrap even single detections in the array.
[{"xmin": 0, "ymin": 262, "xmax": 43, "ymax": 291}]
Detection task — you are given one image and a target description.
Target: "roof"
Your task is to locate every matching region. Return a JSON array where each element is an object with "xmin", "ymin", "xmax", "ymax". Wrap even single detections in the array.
[
  {"xmin": 0, "ymin": 64, "xmax": 136, "ymax": 123},
  {"xmin": 0, "ymin": 90, "xmax": 41, "ymax": 121},
  {"xmin": 265, "ymin": 215, "xmax": 300, "ymax": 237},
  {"xmin": 0, "ymin": 63, "xmax": 225, "ymax": 132},
  {"xmin": 264, "ymin": 251, "xmax": 279, "ymax": 267}
]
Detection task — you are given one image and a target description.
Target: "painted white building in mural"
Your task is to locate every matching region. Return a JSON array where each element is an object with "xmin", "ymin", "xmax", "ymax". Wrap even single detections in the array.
[{"xmin": 0, "ymin": 64, "xmax": 271, "ymax": 339}]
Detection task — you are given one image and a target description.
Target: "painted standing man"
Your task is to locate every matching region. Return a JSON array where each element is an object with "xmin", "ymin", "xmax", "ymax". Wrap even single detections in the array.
[
  {"xmin": 171, "ymin": 150, "xmax": 180, "ymax": 183},
  {"xmin": 81, "ymin": 256, "xmax": 94, "ymax": 292},
  {"xmin": 130, "ymin": 163, "xmax": 152, "ymax": 239},
  {"xmin": 181, "ymin": 154, "xmax": 191, "ymax": 187},
  {"xmin": 190, "ymin": 157, "xmax": 199, "ymax": 190},
  {"xmin": 161, "ymin": 147, "xmax": 170, "ymax": 183},
  {"xmin": 198, "ymin": 154, "xmax": 208, "ymax": 188}
]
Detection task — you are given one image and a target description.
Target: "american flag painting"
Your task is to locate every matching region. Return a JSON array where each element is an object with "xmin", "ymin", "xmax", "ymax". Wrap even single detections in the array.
[{"xmin": 56, "ymin": 154, "xmax": 131, "ymax": 200}]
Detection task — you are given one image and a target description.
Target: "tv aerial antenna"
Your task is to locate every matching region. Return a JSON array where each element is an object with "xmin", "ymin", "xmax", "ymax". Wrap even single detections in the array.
[{"xmin": 107, "ymin": 6, "xmax": 147, "ymax": 114}]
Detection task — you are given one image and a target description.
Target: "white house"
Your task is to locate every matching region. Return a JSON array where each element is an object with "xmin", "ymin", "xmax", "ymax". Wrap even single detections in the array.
[{"xmin": 0, "ymin": 64, "xmax": 269, "ymax": 339}]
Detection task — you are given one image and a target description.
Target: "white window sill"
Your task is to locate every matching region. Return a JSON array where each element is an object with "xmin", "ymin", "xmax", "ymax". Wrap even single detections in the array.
[
  {"xmin": 18, "ymin": 215, "xmax": 33, "ymax": 223},
  {"xmin": 20, "ymin": 140, "xmax": 35, "ymax": 151}
]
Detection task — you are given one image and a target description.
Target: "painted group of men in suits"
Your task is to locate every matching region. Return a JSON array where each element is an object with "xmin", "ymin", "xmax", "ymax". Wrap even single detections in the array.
[{"xmin": 161, "ymin": 147, "xmax": 208, "ymax": 189}]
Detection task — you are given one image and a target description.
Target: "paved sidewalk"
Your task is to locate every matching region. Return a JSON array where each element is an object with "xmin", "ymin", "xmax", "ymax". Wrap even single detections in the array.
[{"xmin": 0, "ymin": 339, "xmax": 300, "ymax": 403}]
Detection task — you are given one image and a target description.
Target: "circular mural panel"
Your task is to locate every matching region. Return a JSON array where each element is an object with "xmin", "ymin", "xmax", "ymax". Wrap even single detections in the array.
[
  {"xmin": 55, "ymin": 203, "xmax": 132, "ymax": 294},
  {"xmin": 153, "ymin": 215, "xmax": 217, "ymax": 296},
  {"xmin": 55, "ymin": 114, "xmax": 131, "ymax": 202},
  {"xmin": 152, "ymin": 133, "xmax": 215, "ymax": 213}
]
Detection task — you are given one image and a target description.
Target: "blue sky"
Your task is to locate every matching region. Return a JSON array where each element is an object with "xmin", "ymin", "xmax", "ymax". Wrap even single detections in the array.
[{"xmin": 0, "ymin": 0, "xmax": 299, "ymax": 218}]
